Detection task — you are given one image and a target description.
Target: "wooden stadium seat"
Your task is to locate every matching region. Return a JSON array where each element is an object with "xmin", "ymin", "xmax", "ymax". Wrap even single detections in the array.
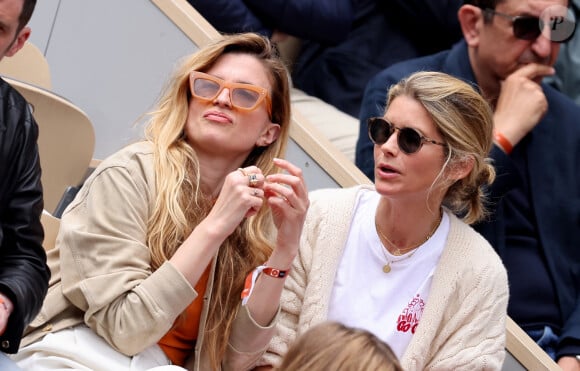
[
  {"xmin": 0, "ymin": 41, "xmax": 51, "ymax": 90},
  {"xmin": 3, "ymin": 77, "xmax": 95, "ymax": 215},
  {"xmin": 40, "ymin": 210, "xmax": 60, "ymax": 251}
]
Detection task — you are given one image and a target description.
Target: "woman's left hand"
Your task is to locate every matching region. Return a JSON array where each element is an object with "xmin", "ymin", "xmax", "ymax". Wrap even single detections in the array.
[{"xmin": 264, "ymin": 158, "xmax": 309, "ymax": 262}]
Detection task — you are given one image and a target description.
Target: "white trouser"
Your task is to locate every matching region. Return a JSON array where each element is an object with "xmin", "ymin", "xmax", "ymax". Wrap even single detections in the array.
[
  {"xmin": 11, "ymin": 325, "xmax": 184, "ymax": 371},
  {"xmin": 0, "ymin": 352, "xmax": 22, "ymax": 371}
]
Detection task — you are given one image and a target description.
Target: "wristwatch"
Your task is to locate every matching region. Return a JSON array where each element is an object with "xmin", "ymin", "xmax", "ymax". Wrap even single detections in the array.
[{"xmin": 262, "ymin": 267, "xmax": 289, "ymax": 278}]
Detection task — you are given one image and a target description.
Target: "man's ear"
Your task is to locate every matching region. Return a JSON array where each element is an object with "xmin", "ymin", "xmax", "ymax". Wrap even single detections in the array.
[
  {"xmin": 458, "ymin": 5, "xmax": 483, "ymax": 47},
  {"xmin": 6, "ymin": 26, "xmax": 31, "ymax": 57},
  {"xmin": 257, "ymin": 123, "xmax": 281, "ymax": 147}
]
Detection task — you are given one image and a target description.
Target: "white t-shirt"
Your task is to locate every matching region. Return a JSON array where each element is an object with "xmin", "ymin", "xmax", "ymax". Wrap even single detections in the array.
[{"xmin": 327, "ymin": 189, "xmax": 450, "ymax": 359}]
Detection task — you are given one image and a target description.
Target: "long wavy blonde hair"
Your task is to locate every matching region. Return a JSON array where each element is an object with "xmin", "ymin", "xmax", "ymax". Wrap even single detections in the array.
[
  {"xmin": 143, "ymin": 33, "xmax": 291, "ymax": 369},
  {"xmin": 386, "ymin": 71, "xmax": 495, "ymax": 224}
]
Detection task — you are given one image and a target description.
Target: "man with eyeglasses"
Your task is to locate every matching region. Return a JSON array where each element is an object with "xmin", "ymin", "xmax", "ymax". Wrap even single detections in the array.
[{"xmin": 356, "ymin": 0, "xmax": 580, "ymax": 369}]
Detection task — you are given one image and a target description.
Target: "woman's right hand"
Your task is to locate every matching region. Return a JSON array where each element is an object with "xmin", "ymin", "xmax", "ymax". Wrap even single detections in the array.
[
  {"xmin": 170, "ymin": 166, "xmax": 267, "ymax": 284},
  {"xmin": 205, "ymin": 166, "xmax": 267, "ymax": 239}
]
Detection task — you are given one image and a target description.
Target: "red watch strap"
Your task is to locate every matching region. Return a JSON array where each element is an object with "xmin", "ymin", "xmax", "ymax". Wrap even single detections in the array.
[{"xmin": 262, "ymin": 267, "xmax": 289, "ymax": 278}]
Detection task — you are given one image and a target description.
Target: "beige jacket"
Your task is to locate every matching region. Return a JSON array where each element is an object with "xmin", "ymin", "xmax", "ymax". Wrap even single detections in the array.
[
  {"xmin": 262, "ymin": 186, "xmax": 509, "ymax": 370},
  {"xmin": 22, "ymin": 141, "xmax": 276, "ymax": 370}
]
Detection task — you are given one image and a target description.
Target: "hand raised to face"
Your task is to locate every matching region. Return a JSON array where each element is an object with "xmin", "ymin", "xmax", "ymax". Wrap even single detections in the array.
[
  {"xmin": 494, "ymin": 63, "xmax": 554, "ymax": 147},
  {"xmin": 263, "ymin": 158, "xmax": 309, "ymax": 263},
  {"xmin": 204, "ymin": 166, "xmax": 266, "ymax": 237}
]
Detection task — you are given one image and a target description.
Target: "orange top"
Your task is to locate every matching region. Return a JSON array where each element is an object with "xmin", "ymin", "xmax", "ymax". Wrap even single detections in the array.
[{"xmin": 158, "ymin": 266, "xmax": 211, "ymax": 366}]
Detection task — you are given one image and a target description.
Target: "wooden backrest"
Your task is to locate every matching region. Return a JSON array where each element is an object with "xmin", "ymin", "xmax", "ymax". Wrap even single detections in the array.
[
  {"xmin": 40, "ymin": 210, "xmax": 60, "ymax": 251},
  {"xmin": 152, "ymin": 2, "xmax": 560, "ymax": 369},
  {"xmin": 4, "ymin": 77, "xmax": 95, "ymax": 214},
  {"xmin": 505, "ymin": 317, "xmax": 560, "ymax": 370},
  {"xmin": 0, "ymin": 41, "xmax": 51, "ymax": 89}
]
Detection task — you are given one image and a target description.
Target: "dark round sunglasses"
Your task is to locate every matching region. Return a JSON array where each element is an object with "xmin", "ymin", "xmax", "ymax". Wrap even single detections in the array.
[
  {"xmin": 484, "ymin": 8, "xmax": 576, "ymax": 43},
  {"xmin": 367, "ymin": 117, "xmax": 446, "ymax": 154}
]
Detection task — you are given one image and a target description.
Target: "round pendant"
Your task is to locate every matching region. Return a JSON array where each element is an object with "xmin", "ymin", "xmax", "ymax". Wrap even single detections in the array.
[{"xmin": 383, "ymin": 264, "xmax": 391, "ymax": 273}]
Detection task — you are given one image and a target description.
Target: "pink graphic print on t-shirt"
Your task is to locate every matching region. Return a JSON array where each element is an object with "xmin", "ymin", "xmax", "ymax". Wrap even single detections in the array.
[{"xmin": 396, "ymin": 294, "xmax": 425, "ymax": 334}]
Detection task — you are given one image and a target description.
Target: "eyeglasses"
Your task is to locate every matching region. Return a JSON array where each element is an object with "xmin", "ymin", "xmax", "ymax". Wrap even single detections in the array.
[
  {"xmin": 367, "ymin": 117, "xmax": 446, "ymax": 154},
  {"xmin": 483, "ymin": 8, "xmax": 575, "ymax": 42},
  {"xmin": 484, "ymin": 9, "xmax": 542, "ymax": 40},
  {"xmin": 189, "ymin": 71, "xmax": 272, "ymax": 114}
]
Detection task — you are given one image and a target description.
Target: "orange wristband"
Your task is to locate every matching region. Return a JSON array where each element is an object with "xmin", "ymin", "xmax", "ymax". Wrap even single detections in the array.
[{"xmin": 494, "ymin": 131, "xmax": 513, "ymax": 154}]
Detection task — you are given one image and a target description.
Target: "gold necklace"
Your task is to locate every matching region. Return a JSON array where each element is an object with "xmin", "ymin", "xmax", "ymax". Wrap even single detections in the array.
[
  {"xmin": 377, "ymin": 245, "xmax": 417, "ymax": 273},
  {"xmin": 375, "ymin": 212, "xmax": 442, "ymax": 273}
]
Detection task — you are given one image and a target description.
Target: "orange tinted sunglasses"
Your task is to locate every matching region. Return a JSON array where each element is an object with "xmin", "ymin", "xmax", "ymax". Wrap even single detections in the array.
[{"xmin": 189, "ymin": 71, "xmax": 272, "ymax": 115}]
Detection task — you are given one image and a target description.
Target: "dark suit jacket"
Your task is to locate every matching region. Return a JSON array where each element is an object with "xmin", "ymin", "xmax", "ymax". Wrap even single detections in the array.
[{"xmin": 357, "ymin": 40, "xmax": 580, "ymax": 358}]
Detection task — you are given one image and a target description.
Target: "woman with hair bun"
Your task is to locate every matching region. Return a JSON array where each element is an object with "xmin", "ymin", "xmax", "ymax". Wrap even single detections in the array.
[{"xmin": 259, "ymin": 71, "xmax": 509, "ymax": 370}]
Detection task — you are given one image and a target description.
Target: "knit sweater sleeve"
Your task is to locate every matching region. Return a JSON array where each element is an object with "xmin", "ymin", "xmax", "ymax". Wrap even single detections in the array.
[
  {"xmin": 427, "ymin": 261, "xmax": 508, "ymax": 370},
  {"xmin": 404, "ymin": 217, "xmax": 510, "ymax": 370}
]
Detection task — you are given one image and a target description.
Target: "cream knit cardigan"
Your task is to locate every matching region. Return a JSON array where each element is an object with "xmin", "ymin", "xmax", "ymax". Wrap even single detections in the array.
[{"xmin": 261, "ymin": 185, "xmax": 509, "ymax": 370}]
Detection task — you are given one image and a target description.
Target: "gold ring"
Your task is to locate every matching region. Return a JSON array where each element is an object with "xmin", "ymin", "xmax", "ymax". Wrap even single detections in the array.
[
  {"xmin": 248, "ymin": 174, "xmax": 258, "ymax": 187},
  {"xmin": 237, "ymin": 168, "xmax": 247, "ymax": 176}
]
